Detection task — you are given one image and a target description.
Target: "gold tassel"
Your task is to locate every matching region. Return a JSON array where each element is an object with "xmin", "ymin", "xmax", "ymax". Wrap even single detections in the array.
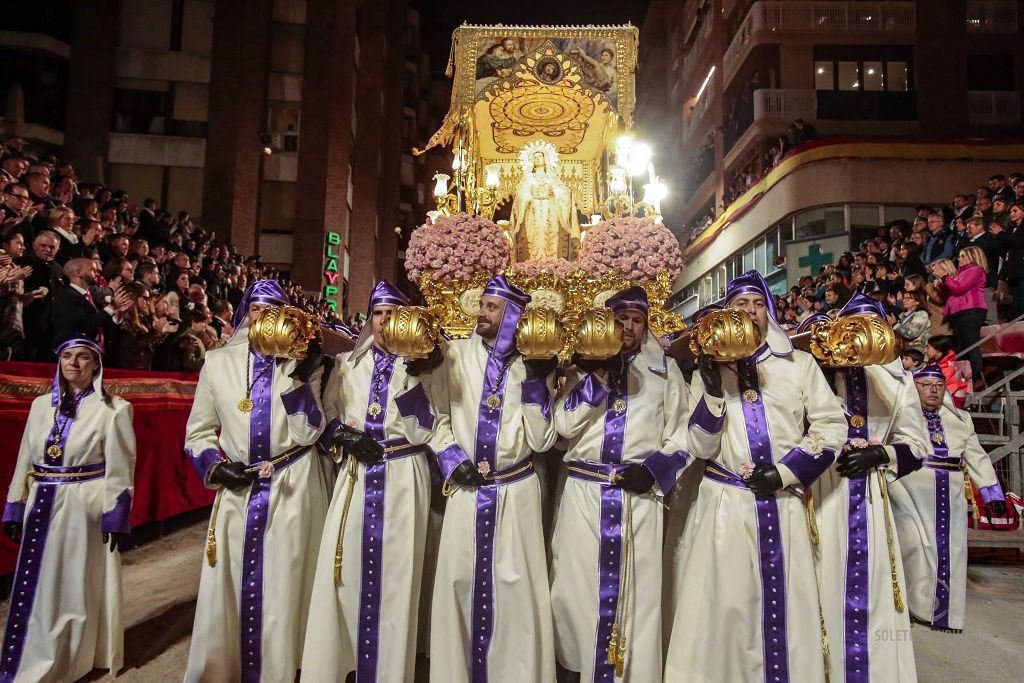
[
  {"xmin": 615, "ymin": 632, "xmax": 626, "ymax": 677},
  {"xmin": 607, "ymin": 624, "xmax": 618, "ymax": 665},
  {"xmin": 963, "ymin": 465, "xmax": 980, "ymax": 521},
  {"xmin": 876, "ymin": 470, "xmax": 905, "ymax": 611},
  {"xmin": 206, "ymin": 488, "xmax": 224, "ymax": 567},
  {"xmin": 333, "ymin": 456, "xmax": 359, "ymax": 587}
]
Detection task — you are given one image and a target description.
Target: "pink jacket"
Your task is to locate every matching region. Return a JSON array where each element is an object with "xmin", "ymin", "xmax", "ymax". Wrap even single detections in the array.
[{"xmin": 942, "ymin": 263, "xmax": 987, "ymax": 315}]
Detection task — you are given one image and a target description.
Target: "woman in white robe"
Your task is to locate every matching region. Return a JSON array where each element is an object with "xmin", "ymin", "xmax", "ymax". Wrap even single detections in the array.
[
  {"xmin": 183, "ymin": 280, "xmax": 329, "ymax": 683},
  {"xmin": 664, "ymin": 271, "xmax": 848, "ymax": 683},
  {"xmin": 1, "ymin": 335, "xmax": 136, "ymax": 683},
  {"xmin": 889, "ymin": 364, "xmax": 1006, "ymax": 632},
  {"xmin": 301, "ymin": 280, "xmax": 432, "ymax": 683}
]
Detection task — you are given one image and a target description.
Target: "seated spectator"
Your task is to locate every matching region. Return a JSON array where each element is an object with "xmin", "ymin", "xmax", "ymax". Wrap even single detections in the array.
[
  {"xmin": 901, "ymin": 348, "xmax": 925, "ymax": 372},
  {"xmin": 894, "ymin": 291, "xmax": 930, "ymax": 353}
]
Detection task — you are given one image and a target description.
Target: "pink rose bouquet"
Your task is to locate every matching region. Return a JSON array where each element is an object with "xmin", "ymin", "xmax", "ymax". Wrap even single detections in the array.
[
  {"xmin": 509, "ymin": 257, "xmax": 575, "ymax": 278},
  {"xmin": 405, "ymin": 212, "xmax": 511, "ymax": 284},
  {"xmin": 577, "ymin": 217, "xmax": 683, "ymax": 281}
]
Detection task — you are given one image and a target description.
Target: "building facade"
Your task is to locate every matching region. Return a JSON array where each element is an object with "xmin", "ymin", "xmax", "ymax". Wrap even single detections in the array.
[
  {"xmin": 635, "ymin": 0, "xmax": 1024, "ymax": 317},
  {"xmin": 2, "ymin": 0, "xmax": 446, "ymax": 315}
]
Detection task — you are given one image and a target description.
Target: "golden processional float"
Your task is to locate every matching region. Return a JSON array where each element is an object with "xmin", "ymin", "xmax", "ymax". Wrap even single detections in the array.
[{"xmin": 398, "ymin": 23, "xmax": 686, "ymax": 357}]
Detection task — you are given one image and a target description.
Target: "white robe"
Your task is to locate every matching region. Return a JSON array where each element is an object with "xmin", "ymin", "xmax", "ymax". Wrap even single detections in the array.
[
  {"xmin": 1, "ymin": 390, "xmax": 135, "ymax": 683},
  {"xmin": 301, "ymin": 349, "xmax": 432, "ymax": 682},
  {"xmin": 402, "ymin": 337, "xmax": 558, "ymax": 683},
  {"xmin": 889, "ymin": 395, "xmax": 1003, "ymax": 632},
  {"xmin": 183, "ymin": 342, "xmax": 328, "ymax": 683},
  {"xmin": 664, "ymin": 347, "xmax": 848, "ymax": 683},
  {"xmin": 814, "ymin": 364, "xmax": 928, "ymax": 683},
  {"xmin": 550, "ymin": 353, "xmax": 689, "ymax": 683}
]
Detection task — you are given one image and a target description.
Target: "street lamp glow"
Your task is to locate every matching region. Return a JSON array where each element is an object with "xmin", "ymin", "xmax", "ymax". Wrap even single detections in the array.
[
  {"xmin": 628, "ymin": 143, "xmax": 652, "ymax": 177},
  {"xmin": 696, "ymin": 66, "xmax": 716, "ymax": 100}
]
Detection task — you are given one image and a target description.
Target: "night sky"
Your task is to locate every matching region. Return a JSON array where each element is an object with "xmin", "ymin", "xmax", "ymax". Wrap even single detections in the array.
[{"xmin": 410, "ymin": 0, "xmax": 654, "ymax": 76}]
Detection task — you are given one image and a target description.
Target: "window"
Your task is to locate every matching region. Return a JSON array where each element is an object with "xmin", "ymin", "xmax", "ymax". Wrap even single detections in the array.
[
  {"xmin": 887, "ymin": 62, "xmax": 908, "ymax": 92},
  {"xmin": 112, "ymin": 89, "xmax": 169, "ymax": 134},
  {"xmin": 794, "ymin": 207, "xmax": 844, "ymax": 240},
  {"xmin": 968, "ymin": 54, "xmax": 1014, "ymax": 90},
  {"xmin": 863, "ymin": 62, "xmax": 884, "ymax": 91},
  {"xmin": 754, "ymin": 239, "xmax": 767, "ymax": 273},
  {"xmin": 814, "ymin": 61, "xmax": 834, "ymax": 90},
  {"xmin": 742, "ymin": 246, "xmax": 754, "ymax": 273},
  {"xmin": 766, "ymin": 230, "xmax": 778, "ymax": 269},
  {"xmin": 838, "ymin": 62, "xmax": 860, "ymax": 91}
]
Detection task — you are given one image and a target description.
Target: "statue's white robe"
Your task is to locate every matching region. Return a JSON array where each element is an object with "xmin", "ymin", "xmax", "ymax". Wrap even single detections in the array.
[
  {"xmin": 301, "ymin": 350, "xmax": 431, "ymax": 682},
  {"xmin": 889, "ymin": 395, "xmax": 1004, "ymax": 632},
  {"xmin": 1, "ymin": 391, "xmax": 135, "ymax": 683},
  {"xmin": 814, "ymin": 364, "xmax": 928, "ymax": 683},
  {"xmin": 401, "ymin": 337, "xmax": 557, "ymax": 683},
  {"xmin": 183, "ymin": 343, "xmax": 328, "ymax": 683},
  {"xmin": 549, "ymin": 353, "xmax": 690, "ymax": 683},
  {"xmin": 664, "ymin": 347, "xmax": 847, "ymax": 683}
]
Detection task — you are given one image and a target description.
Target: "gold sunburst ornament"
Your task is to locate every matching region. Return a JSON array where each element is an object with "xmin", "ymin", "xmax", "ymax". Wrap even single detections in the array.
[
  {"xmin": 367, "ymin": 402, "xmax": 383, "ymax": 417},
  {"xmin": 612, "ymin": 398, "xmax": 627, "ymax": 414},
  {"xmin": 46, "ymin": 444, "xmax": 62, "ymax": 459},
  {"xmin": 742, "ymin": 389, "xmax": 759, "ymax": 404},
  {"xmin": 850, "ymin": 414, "xmax": 866, "ymax": 429},
  {"xmin": 486, "ymin": 395, "xmax": 502, "ymax": 410},
  {"xmin": 237, "ymin": 398, "xmax": 254, "ymax": 413}
]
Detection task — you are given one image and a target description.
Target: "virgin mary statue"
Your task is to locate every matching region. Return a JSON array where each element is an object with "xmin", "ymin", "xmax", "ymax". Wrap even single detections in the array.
[{"xmin": 509, "ymin": 141, "xmax": 580, "ymax": 261}]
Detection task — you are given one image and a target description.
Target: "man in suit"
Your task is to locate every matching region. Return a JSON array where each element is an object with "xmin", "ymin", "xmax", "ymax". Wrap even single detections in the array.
[
  {"xmin": 50, "ymin": 258, "xmax": 130, "ymax": 349},
  {"xmin": 209, "ymin": 299, "xmax": 233, "ymax": 340},
  {"xmin": 20, "ymin": 231, "xmax": 65, "ymax": 360}
]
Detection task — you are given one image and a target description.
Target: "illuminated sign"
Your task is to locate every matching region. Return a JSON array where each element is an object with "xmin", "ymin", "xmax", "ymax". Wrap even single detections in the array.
[{"xmin": 323, "ymin": 231, "xmax": 341, "ymax": 312}]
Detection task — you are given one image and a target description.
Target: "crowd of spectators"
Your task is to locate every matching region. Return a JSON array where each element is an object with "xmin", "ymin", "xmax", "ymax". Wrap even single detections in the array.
[
  {"xmin": 772, "ymin": 171, "xmax": 1024, "ymax": 396},
  {"xmin": 0, "ymin": 135, "xmax": 345, "ymax": 371}
]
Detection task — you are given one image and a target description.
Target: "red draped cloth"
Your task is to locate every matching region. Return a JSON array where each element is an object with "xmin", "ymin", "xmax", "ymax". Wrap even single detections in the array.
[{"xmin": 0, "ymin": 362, "xmax": 215, "ymax": 574}]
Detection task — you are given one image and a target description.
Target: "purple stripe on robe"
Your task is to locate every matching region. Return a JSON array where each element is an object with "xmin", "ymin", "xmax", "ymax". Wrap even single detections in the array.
[
  {"xmin": 593, "ymin": 360, "xmax": 628, "ymax": 680},
  {"xmin": 843, "ymin": 367, "xmax": 870, "ymax": 683},
  {"xmin": 1, "ymin": 502, "xmax": 25, "ymax": 524},
  {"xmin": 470, "ymin": 346, "xmax": 511, "ymax": 683},
  {"xmin": 932, "ymin": 469, "xmax": 952, "ymax": 628},
  {"xmin": 395, "ymin": 382, "xmax": 435, "ymax": 432},
  {"xmin": 240, "ymin": 352, "xmax": 274, "ymax": 683},
  {"xmin": 891, "ymin": 443, "xmax": 922, "ymax": 479},
  {"xmin": 643, "ymin": 450, "xmax": 690, "ymax": 494},
  {"xmin": 735, "ymin": 357, "xmax": 790, "ymax": 683},
  {"xmin": 187, "ymin": 447, "xmax": 223, "ymax": 484},
  {"xmin": 688, "ymin": 395, "xmax": 725, "ymax": 434},
  {"xmin": 280, "ymin": 382, "xmax": 323, "ymax": 430},
  {"xmin": 520, "ymin": 377, "xmax": 552, "ymax": 421},
  {"xmin": 356, "ymin": 350, "xmax": 396, "ymax": 682},
  {"xmin": 0, "ymin": 402, "xmax": 81, "ymax": 680},
  {"xmin": 564, "ymin": 373, "xmax": 609, "ymax": 412},
  {"xmin": 778, "ymin": 447, "xmax": 837, "ymax": 488},
  {"xmin": 101, "ymin": 488, "xmax": 133, "ymax": 533}
]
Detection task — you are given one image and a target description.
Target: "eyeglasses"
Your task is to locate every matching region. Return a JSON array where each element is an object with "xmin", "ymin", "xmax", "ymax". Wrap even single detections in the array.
[{"xmin": 915, "ymin": 382, "xmax": 945, "ymax": 391}]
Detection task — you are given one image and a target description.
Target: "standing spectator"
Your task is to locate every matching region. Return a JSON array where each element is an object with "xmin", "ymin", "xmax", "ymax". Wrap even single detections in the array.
[
  {"xmin": 894, "ymin": 291, "xmax": 930, "ymax": 352},
  {"xmin": 20, "ymin": 231, "xmax": 65, "ymax": 360},
  {"xmin": 988, "ymin": 174, "xmax": 1013, "ymax": 202},
  {"xmin": 937, "ymin": 247, "xmax": 989, "ymax": 385},
  {"xmin": 1014, "ymin": 177, "xmax": 1024, "ymax": 202},
  {"xmin": 898, "ymin": 240, "xmax": 928, "ymax": 279},
  {"xmin": 922, "ymin": 212, "xmax": 954, "ymax": 264},
  {"xmin": 46, "ymin": 207, "xmax": 79, "ymax": 264},
  {"xmin": 50, "ymin": 258, "xmax": 130, "ymax": 349},
  {"xmin": 904, "ymin": 274, "xmax": 952, "ymax": 337},
  {"xmin": 955, "ymin": 216, "xmax": 1002, "ymax": 324},
  {"xmin": 209, "ymin": 299, "xmax": 234, "ymax": 339},
  {"xmin": 991, "ymin": 201, "xmax": 1024, "ymax": 316},
  {"xmin": 792, "ymin": 117, "xmax": 817, "ymax": 145}
]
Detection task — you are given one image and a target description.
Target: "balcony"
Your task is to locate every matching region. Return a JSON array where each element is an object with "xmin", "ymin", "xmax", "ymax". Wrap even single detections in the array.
[
  {"xmin": 966, "ymin": 1, "xmax": 1019, "ymax": 32},
  {"xmin": 723, "ymin": 1, "xmax": 916, "ymax": 85},
  {"xmin": 679, "ymin": 14, "xmax": 715, "ymax": 89},
  {"xmin": 753, "ymin": 89, "xmax": 817, "ymax": 122},
  {"xmin": 968, "ymin": 91, "xmax": 1021, "ymax": 125}
]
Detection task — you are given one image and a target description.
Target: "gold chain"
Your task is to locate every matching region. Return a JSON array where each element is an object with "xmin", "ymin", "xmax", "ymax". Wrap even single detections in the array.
[
  {"xmin": 566, "ymin": 465, "xmax": 619, "ymax": 485},
  {"xmin": 333, "ymin": 455, "xmax": 359, "ymax": 587},
  {"xmin": 28, "ymin": 469, "xmax": 100, "ymax": 479},
  {"xmin": 876, "ymin": 470, "xmax": 905, "ymax": 611}
]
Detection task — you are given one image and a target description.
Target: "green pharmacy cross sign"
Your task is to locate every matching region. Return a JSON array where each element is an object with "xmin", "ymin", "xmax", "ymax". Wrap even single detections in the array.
[{"xmin": 798, "ymin": 243, "xmax": 834, "ymax": 273}]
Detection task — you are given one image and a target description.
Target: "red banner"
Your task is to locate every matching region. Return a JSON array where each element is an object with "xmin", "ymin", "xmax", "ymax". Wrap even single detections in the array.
[{"xmin": 0, "ymin": 362, "xmax": 215, "ymax": 574}]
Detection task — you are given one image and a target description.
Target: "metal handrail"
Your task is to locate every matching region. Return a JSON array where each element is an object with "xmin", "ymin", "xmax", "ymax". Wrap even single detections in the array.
[{"xmin": 957, "ymin": 310, "xmax": 1024, "ymax": 367}]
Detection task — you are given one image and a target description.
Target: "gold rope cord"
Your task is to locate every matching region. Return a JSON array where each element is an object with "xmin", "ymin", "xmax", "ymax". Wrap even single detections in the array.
[
  {"xmin": 206, "ymin": 488, "xmax": 224, "ymax": 567},
  {"xmin": 876, "ymin": 470, "xmax": 905, "ymax": 611},
  {"xmin": 607, "ymin": 491, "xmax": 635, "ymax": 677},
  {"xmin": 800, "ymin": 488, "xmax": 830, "ymax": 674},
  {"xmin": 333, "ymin": 455, "xmax": 359, "ymax": 587}
]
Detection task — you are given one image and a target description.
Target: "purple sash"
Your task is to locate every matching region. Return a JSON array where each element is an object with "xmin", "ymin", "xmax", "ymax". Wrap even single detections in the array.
[
  {"xmin": 735, "ymin": 357, "xmax": 791, "ymax": 683},
  {"xmin": 843, "ymin": 367, "xmax": 870, "ymax": 683},
  {"xmin": 923, "ymin": 410, "xmax": 953, "ymax": 629},
  {"xmin": 356, "ymin": 349, "xmax": 397, "ymax": 682},
  {"xmin": 0, "ymin": 389, "xmax": 94, "ymax": 682}
]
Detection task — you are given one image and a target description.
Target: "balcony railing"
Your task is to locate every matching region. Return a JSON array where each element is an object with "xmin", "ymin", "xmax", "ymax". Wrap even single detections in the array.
[
  {"xmin": 724, "ymin": 2, "xmax": 916, "ymax": 83},
  {"xmin": 968, "ymin": 91, "xmax": 1021, "ymax": 125},
  {"xmin": 966, "ymin": 1, "xmax": 1019, "ymax": 32},
  {"xmin": 753, "ymin": 89, "xmax": 817, "ymax": 122},
  {"xmin": 680, "ymin": 14, "xmax": 715, "ymax": 88}
]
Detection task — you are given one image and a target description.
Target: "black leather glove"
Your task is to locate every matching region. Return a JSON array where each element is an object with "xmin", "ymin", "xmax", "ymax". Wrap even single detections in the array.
[
  {"xmin": 746, "ymin": 464, "xmax": 784, "ymax": 498},
  {"xmin": 836, "ymin": 445, "xmax": 889, "ymax": 478},
  {"xmin": 289, "ymin": 343, "xmax": 324, "ymax": 383},
  {"xmin": 4, "ymin": 521, "xmax": 22, "ymax": 544},
  {"xmin": 326, "ymin": 423, "xmax": 384, "ymax": 464},
  {"xmin": 450, "ymin": 460, "xmax": 487, "ymax": 488},
  {"xmin": 571, "ymin": 353, "xmax": 616, "ymax": 374},
  {"xmin": 524, "ymin": 357, "xmax": 558, "ymax": 379},
  {"xmin": 406, "ymin": 346, "xmax": 443, "ymax": 377},
  {"xmin": 616, "ymin": 464, "xmax": 656, "ymax": 494},
  {"xmin": 210, "ymin": 460, "xmax": 258, "ymax": 492},
  {"xmin": 102, "ymin": 531, "xmax": 129, "ymax": 553},
  {"xmin": 988, "ymin": 499, "xmax": 1008, "ymax": 516},
  {"xmin": 697, "ymin": 353, "xmax": 722, "ymax": 398}
]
